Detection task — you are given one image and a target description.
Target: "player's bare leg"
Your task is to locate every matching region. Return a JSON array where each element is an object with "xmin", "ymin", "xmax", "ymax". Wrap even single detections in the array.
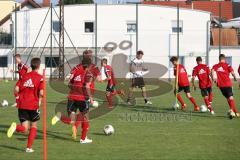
[
  {"xmin": 127, "ymin": 87, "xmax": 136, "ymax": 105},
  {"xmin": 26, "ymin": 121, "xmax": 37, "ymax": 153},
  {"xmin": 69, "ymin": 112, "xmax": 78, "ymax": 140},
  {"xmin": 186, "ymin": 93, "xmax": 199, "ymax": 111},
  {"xmin": 141, "ymin": 87, "xmax": 152, "ymax": 105}
]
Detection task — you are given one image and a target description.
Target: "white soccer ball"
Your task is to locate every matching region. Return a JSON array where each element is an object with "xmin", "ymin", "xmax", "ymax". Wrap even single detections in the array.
[
  {"xmin": 200, "ymin": 105, "xmax": 208, "ymax": 112},
  {"xmin": 227, "ymin": 110, "xmax": 236, "ymax": 119},
  {"xmin": 1, "ymin": 100, "xmax": 9, "ymax": 107},
  {"xmin": 92, "ymin": 100, "xmax": 99, "ymax": 108},
  {"xmin": 172, "ymin": 103, "xmax": 180, "ymax": 110},
  {"xmin": 103, "ymin": 125, "xmax": 114, "ymax": 135}
]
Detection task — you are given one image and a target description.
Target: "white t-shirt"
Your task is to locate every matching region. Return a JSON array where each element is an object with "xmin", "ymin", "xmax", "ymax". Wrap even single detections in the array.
[{"xmin": 130, "ymin": 58, "xmax": 145, "ymax": 78}]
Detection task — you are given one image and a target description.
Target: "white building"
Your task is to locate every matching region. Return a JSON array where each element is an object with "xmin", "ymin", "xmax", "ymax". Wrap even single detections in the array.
[{"xmin": 0, "ymin": 4, "xmax": 239, "ymax": 79}]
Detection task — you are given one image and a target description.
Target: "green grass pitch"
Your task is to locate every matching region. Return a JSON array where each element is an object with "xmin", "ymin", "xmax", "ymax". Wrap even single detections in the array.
[{"xmin": 0, "ymin": 80, "xmax": 240, "ymax": 160}]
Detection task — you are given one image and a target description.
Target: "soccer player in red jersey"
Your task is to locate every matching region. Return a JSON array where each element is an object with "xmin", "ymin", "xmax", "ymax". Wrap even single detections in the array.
[
  {"xmin": 11, "ymin": 54, "xmax": 29, "ymax": 79},
  {"xmin": 7, "ymin": 58, "xmax": 43, "ymax": 153},
  {"xmin": 170, "ymin": 56, "xmax": 199, "ymax": 111},
  {"xmin": 211, "ymin": 54, "xmax": 239, "ymax": 118},
  {"xmin": 192, "ymin": 57, "xmax": 214, "ymax": 114},
  {"xmin": 68, "ymin": 57, "xmax": 93, "ymax": 143},
  {"xmin": 10, "ymin": 54, "xmax": 29, "ymax": 107},
  {"xmin": 101, "ymin": 58, "xmax": 125, "ymax": 108}
]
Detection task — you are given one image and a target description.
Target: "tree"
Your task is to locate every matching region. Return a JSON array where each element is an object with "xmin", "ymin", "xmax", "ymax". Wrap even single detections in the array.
[{"xmin": 64, "ymin": 0, "xmax": 93, "ymax": 4}]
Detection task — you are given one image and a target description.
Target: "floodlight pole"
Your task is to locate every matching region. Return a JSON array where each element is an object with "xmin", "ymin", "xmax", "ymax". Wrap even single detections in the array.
[
  {"xmin": 59, "ymin": 0, "xmax": 65, "ymax": 79},
  {"xmin": 136, "ymin": 3, "xmax": 139, "ymax": 54},
  {"xmin": 177, "ymin": 3, "xmax": 179, "ymax": 58},
  {"xmin": 14, "ymin": 3, "xmax": 17, "ymax": 80},
  {"xmin": 50, "ymin": 3, "xmax": 53, "ymax": 79},
  {"xmin": 218, "ymin": 2, "xmax": 222, "ymax": 55},
  {"xmin": 95, "ymin": 3, "xmax": 98, "ymax": 64}
]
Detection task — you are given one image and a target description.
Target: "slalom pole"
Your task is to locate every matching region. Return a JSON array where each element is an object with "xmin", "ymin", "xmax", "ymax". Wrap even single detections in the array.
[
  {"xmin": 42, "ymin": 69, "xmax": 47, "ymax": 160},
  {"xmin": 175, "ymin": 3, "xmax": 180, "ymax": 106}
]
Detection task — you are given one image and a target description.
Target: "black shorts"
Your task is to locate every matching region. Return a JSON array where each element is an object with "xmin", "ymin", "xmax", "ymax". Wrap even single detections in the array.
[
  {"xmin": 67, "ymin": 99, "xmax": 89, "ymax": 114},
  {"xmin": 18, "ymin": 109, "xmax": 40, "ymax": 123},
  {"xmin": 177, "ymin": 86, "xmax": 190, "ymax": 93},
  {"xmin": 132, "ymin": 77, "xmax": 145, "ymax": 88},
  {"xmin": 200, "ymin": 87, "xmax": 212, "ymax": 97},
  {"xmin": 106, "ymin": 84, "xmax": 115, "ymax": 93},
  {"xmin": 220, "ymin": 87, "xmax": 233, "ymax": 99}
]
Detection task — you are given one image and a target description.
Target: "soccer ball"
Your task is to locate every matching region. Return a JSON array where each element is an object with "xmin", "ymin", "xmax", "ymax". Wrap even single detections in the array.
[
  {"xmin": 92, "ymin": 101, "xmax": 99, "ymax": 108},
  {"xmin": 1, "ymin": 100, "xmax": 9, "ymax": 107},
  {"xmin": 200, "ymin": 105, "xmax": 207, "ymax": 112},
  {"xmin": 172, "ymin": 103, "xmax": 180, "ymax": 110},
  {"xmin": 227, "ymin": 110, "xmax": 236, "ymax": 119},
  {"xmin": 103, "ymin": 125, "xmax": 114, "ymax": 135}
]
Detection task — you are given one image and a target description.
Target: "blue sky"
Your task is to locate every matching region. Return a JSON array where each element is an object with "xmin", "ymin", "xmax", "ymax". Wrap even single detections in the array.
[{"xmin": 16, "ymin": 0, "xmax": 58, "ymax": 5}]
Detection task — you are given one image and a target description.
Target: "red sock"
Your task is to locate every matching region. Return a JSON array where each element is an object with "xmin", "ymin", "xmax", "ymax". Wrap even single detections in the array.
[
  {"xmin": 204, "ymin": 97, "xmax": 210, "ymax": 107},
  {"xmin": 228, "ymin": 99, "xmax": 238, "ymax": 113},
  {"xmin": 27, "ymin": 127, "xmax": 37, "ymax": 149},
  {"xmin": 204, "ymin": 97, "xmax": 212, "ymax": 112},
  {"xmin": 209, "ymin": 92, "xmax": 213, "ymax": 103},
  {"xmin": 16, "ymin": 124, "xmax": 26, "ymax": 133},
  {"xmin": 106, "ymin": 94, "xmax": 113, "ymax": 106},
  {"xmin": 189, "ymin": 97, "xmax": 198, "ymax": 108},
  {"xmin": 81, "ymin": 119, "xmax": 89, "ymax": 140},
  {"xmin": 177, "ymin": 94, "xmax": 185, "ymax": 106},
  {"xmin": 61, "ymin": 116, "xmax": 71, "ymax": 124}
]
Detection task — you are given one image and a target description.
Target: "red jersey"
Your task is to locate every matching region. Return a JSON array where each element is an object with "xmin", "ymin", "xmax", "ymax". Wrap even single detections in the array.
[
  {"xmin": 16, "ymin": 71, "xmax": 43, "ymax": 110},
  {"xmin": 68, "ymin": 65, "xmax": 89, "ymax": 101},
  {"xmin": 192, "ymin": 64, "xmax": 212, "ymax": 89},
  {"xmin": 71, "ymin": 63, "xmax": 100, "ymax": 92},
  {"xmin": 212, "ymin": 62, "xmax": 234, "ymax": 87},
  {"xmin": 18, "ymin": 63, "xmax": 28, "ymax": 79},
  {"xmin": 174, "ymin": 64, "xmax": 190, "ymax": 87},
  {"xmin": 103, "ymin": 65, "xmax": 116, "ymax": 86}
]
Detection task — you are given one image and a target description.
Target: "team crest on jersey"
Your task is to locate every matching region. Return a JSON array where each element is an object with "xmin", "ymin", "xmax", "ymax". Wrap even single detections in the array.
[
  {"xmin": 23, "ymin": 79, "xmax": 34, "ymax": 87},
  {"xmin": 199, "ymin": 69, "xmax": 206, "ymax": 75},
  {"xmin": 217, "ymin": 67, "xmax": 225, "ymax": 72},
  {"xmin": 74, "ymin": 75, "xmax": 82, "ymax": 81}
]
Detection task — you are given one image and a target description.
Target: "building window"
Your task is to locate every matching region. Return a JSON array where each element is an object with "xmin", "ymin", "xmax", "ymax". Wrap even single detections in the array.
[
  {"xmin": 53, "ymin": 21, "xmax": 60, "ymax": 32},
  {"xmin": 0, "ymin": 56, "xmax": 8, "ymax": 67},
  {"xmin": 45, "ymin": 56, "xmax": 59, "ymax": 68},
  {"xmin": 172, "ymin": 20, "xmax": 183, "ymax": 33},
  {"xmin": 127, "ymin": 22, "xmax": 136, "ymax": 33},
  {"xmin": 226, "ymin": 56, "xmax": 232, "ymax": 66},
  {"xmin": 84, "ymin": 22, "xmax": 94, "ymax": 33}
]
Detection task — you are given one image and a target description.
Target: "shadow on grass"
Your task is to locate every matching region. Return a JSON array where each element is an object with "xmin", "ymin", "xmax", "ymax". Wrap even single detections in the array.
[
  {"xmin": 92, "ymin": 132, "xmax": 106, "ymax": 136},
  {"xmin": 120, "ymin": 104, "xmax": 226, "ymax": 119},
  {"xmin": 0, "ymin": 145, "xmax": 23, "ymax": 152}
]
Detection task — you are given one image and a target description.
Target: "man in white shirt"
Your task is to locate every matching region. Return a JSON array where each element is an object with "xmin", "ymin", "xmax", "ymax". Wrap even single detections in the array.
[{"xmin": 127, "ymin": 50, "xmax": 152, "ymax": 105}]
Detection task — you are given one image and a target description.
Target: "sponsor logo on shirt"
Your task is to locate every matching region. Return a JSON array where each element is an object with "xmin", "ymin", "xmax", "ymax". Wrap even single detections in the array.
[
  {"xmin": 74, "ymin": 75, "xmax": 82, "ymax": 82},
  {"xmin": 23, "ymin": 79, "xmax": 34, "ymax": 88},
  {"xmin": 199, "ymin": 69, "xmax": 206, "ymax": 75},
  {"xmin": 217, "ymin": 67, "xmax": 225, "ymax": 72}
]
